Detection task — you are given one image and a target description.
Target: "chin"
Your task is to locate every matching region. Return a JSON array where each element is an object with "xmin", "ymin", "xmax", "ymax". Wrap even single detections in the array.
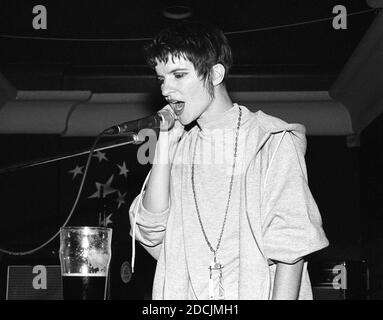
[
  {"xmin": 178, "ymin": 107, "xmax": 201, "ymax": 125},
  {"xmin": 178, "ymin": 118, "xmax": 189, "ymax": 126}
]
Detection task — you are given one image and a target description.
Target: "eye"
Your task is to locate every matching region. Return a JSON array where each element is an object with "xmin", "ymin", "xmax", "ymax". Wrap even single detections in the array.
[{"xmin": 174, "ymin": 73, "xmax": 186, "ymax": 79}]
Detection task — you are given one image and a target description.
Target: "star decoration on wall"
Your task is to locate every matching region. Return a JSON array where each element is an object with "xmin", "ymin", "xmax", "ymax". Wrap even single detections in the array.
[
  {"xmin": 115, "ymin": 191, "xmax": 127, "ymax": 209},
  {"xmin": 65, "ymin": 144, "xmax": 143, "ymax": 228},
  {"xmin": 88, "ymin": 175, "xmax": 118, "ymax": 199},
  {"xmin": 68, "ymin": 165, "xmax": 84, "ymax": 180},
  {"xmin": 93, "ymin": 151, "xmax": 108, "ymax": 163},
  {"xmin": 117, "ymin": 161, "xmax": 130, "ymax": 178},
  {"xmin": 99, "ymin": 213, "xmax": 113, "ymax": 227}
]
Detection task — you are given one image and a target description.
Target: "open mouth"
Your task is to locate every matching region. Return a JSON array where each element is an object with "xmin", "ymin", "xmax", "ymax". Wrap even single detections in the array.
[{"xmin": 169, "ymin": 101, "xmax": 185, "ymax": 116}]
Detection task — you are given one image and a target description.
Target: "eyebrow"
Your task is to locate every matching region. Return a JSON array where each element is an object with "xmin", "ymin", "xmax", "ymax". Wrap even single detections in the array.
[
  {"xmin": 157, "ymin": 68, "xmax": 189, "ymax": 77},
  {"xmin": 169, "ymin": 68, "xmax": 189, "ymax": 73}
]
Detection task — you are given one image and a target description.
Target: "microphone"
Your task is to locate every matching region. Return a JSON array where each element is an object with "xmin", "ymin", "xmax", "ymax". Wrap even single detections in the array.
[{"xmin": 103, "ymin": 109, "xmax": 176, "ymax": 135}]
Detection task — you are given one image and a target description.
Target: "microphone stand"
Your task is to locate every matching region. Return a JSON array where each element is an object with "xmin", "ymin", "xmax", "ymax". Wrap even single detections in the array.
[{"xmin": 0, "ymin": 132, "xmax": 145, "ymax": 175}]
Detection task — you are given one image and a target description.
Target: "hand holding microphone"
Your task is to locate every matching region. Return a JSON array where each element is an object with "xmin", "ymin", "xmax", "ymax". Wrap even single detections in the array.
[
  {"xmin": 103, "ymin": 106, "xmax": 177, "ymax": 135},
  {"xmin": 103, "ymin": 105, "xmax": 184, "ymax": 162},
  {"xmin": 158, "ymin": 104, "xmax": 185, "ymax": 148}
]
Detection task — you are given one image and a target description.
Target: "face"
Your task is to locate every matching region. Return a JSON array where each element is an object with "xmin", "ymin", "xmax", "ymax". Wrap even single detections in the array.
[{"xmin": 155, "ymin": 55, "xmax": 213, "ymax": 125}]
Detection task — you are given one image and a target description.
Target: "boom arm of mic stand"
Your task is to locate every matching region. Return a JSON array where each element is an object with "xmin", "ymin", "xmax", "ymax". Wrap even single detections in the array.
[{"xmin": 0, "ymin": 132, "xmax": 145, "ymax": 175}]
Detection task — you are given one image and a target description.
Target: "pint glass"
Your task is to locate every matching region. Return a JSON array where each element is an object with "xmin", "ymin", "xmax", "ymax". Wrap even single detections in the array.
[{"xmin": 59, "ymin": 227, "xmax": 112, "ymax": 300}]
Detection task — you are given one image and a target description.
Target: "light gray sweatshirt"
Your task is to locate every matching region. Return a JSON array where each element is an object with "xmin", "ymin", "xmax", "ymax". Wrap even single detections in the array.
[{"xmin": 129, "ymin": 104, "xmax": 329, "ymax": 299}]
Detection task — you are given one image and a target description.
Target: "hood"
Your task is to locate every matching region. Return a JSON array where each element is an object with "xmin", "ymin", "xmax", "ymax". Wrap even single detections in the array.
[{"xmin": 254, "ymin": 109, "xmax": 307, "ymax": 156}]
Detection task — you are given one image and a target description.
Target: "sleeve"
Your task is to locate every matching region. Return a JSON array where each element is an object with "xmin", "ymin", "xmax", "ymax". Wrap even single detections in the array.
[
  {"xmin": 129, "ymin": 191, "xmax": 170, "ymax": 260},
  {"xmin": 128, "ymin": 115, "xmax": 183, "ymax": 260},
  {"xmin": 261, "ymin": 131, "xmax": 329, "ymax": 264}
]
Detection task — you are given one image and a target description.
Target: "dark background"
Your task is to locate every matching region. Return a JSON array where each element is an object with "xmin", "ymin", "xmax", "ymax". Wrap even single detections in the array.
[{"xmin": 0, "ymin": 0, "xmax": 377, "ymax": 92}]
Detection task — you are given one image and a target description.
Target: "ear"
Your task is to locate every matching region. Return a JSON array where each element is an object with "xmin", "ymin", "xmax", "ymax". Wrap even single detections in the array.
[{"xmin": 211, "ymin": 63, "xmax": 226, "ymax": 86}]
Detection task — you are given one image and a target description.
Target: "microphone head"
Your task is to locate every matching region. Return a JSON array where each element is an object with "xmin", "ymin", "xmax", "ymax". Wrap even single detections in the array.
[{"xmin": 157, "ymin": 108, "xmax": 176, "ymax": 131}]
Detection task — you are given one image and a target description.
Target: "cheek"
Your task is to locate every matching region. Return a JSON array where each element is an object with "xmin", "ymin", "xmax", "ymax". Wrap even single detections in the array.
[{"xmin": 188, "ymin": 84, "xmax": 210, "ymax": 102}]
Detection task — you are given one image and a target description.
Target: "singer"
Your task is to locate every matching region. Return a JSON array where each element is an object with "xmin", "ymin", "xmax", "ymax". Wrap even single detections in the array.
[{"xmin": 128, "ymin": 21, "xmax": 329, "ymax": 300}]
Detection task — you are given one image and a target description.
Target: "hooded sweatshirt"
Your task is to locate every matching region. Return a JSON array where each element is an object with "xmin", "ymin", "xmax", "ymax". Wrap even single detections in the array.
[{"xmin": 129, "ymin": 104, "xmax": 329, "ymax": 300}]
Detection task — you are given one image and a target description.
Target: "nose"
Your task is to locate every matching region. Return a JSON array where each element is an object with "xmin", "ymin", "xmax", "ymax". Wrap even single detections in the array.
[{"xmin": 161, "ymin": 78, "xmax": 175, "ymax": 98}]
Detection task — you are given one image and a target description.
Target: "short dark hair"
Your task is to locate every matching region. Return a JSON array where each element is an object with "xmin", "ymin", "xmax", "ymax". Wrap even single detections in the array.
[{"xmin": 144, "ymin": 21, "xmax": 233, "ymax": 83}]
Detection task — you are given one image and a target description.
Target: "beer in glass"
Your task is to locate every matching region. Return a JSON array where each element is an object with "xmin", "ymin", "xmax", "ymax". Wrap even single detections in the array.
[{"xmin": 59, "ymin": 227, "xmax": 112, "ymax": 300}]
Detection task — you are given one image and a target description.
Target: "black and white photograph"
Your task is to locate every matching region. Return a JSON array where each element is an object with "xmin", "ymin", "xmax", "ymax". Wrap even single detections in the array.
[{"xmin": 0, "ymin": 0, "xmax": 382, "ymax": 305}]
